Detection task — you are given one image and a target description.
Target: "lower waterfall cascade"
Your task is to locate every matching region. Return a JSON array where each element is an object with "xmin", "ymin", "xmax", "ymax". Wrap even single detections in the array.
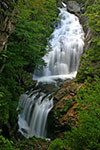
[
  {"xmin": 18, "ymin": 91, "xmax": 53, "ymax": 138},
  {"xmin": 18, "ymin": 6, "xmax": 84, "ymax": 138}
]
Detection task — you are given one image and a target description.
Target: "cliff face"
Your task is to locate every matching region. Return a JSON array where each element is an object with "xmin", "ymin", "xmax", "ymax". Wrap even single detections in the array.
[
  {"xmin": 47, "ymin": 80, "xmax": 84, "ymax": 138},
  {"xmin": 0, "ymin": 1, "xmax": 16, "ymax": 52}
]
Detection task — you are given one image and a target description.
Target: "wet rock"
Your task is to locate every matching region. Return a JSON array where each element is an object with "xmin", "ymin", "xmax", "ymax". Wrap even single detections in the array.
[
  {"xmin": 67, "ymin": 1, "xmax": 80, "ymax": 13},
  {"xmin": 59, "ymin": 103, "xmax": 79, "ymax": 126},
  {"xmin": 54, "ymin": 80, "xmax": 78, "ymax": 101},
  {"xmin": 36, "ymin": 82, "xmax": 59, "ymax": 94},
  {"xmin": 50, "ymin": 80, "xmax": 85, "ymax": 137}
]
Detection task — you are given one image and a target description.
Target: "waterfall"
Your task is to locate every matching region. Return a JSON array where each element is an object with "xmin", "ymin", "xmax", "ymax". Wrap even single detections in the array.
[
  {"xmin": 18, "ymin": 91, "xmax": 53, "ymax": 138},
  {"xmin": 33, "ymin": 7, "xmax": 84, "ymax": 82},
  {"xmin": 18, "ymin": 6, "xmax": 84, "ymax": 138}
]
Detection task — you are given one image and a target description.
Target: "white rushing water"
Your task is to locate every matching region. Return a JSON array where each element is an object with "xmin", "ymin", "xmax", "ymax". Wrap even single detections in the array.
[
  {"xmin": 18, "ymin": 6, "xmax": 84, "ymax": 138},
  {"xmin": 33, "ymin": 7, "xmax": 84, "ymax": 82},
  {"xmin": 18, "ymin": 91, "xmax": 53, "ymax": 138}
]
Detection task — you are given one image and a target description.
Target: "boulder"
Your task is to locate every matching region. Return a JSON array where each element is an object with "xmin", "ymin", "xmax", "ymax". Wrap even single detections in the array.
[{"xmin": 67, "ymin": 1, "xmax": 80, "ymax": 13}]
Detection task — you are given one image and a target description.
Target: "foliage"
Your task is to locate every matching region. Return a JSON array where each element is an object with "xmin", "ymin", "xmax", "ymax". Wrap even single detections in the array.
[
  {"xmin": 64, "ymin": 76, "xmax": 100, "ymax": 150},
  {"xmin": 85, "ymin": 1, "xmax": 100, "ymax": 32},
  {"xmin": 0, "ymin": 135, "xmax": 45, "ymax": 150},
  {"xmin": 54, "ymin": 100, "xmax": 73, "ymax": 119},
  {"xmin": 0, "ymin": 0, "xmax": 57, "ymax": 139},
  {"xmin": 0, "ymin": 135, "xmax": 14, "ymax": 150},
  {"xmin": 7, "ymin": 0, "xmax": 58, "ymax": 72},
  {"xmin": 0, "ymin": 87, "xmax": 11, "ymax": 125},
  {"xmin": 50, "ymin": 77, "xmax": 100, "ymax": 150},
  {"xmin": 1, "ymin": 0, "xmax": 100, "ymax": 150},
  {"xmin": 48, "ymin": 138, "xmax": 65, "ymax": 150},
  {"xmin": 77, "ymin": 0, "xmax": 100, "ymax": 82}
]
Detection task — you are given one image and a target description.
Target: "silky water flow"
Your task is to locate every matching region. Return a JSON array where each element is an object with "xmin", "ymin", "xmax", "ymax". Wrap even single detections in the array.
[{"xmin": 18, "ymin": 6, "xmax": 84, "ymax": 138}]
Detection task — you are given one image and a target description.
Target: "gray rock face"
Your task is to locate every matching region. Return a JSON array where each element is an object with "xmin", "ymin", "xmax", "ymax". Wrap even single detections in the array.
[
  {"xmin": 67, "ymin": 1, "xmax": 80, "ymax": 13},
  {"xmin": 0, "ymin": 1, "xmax": 16, "ymax": 52}
]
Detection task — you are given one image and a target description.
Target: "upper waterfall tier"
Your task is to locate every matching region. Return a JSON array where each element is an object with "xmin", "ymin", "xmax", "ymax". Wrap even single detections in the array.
[{"xmin": 33, "ymin": 7, "xmax": 84, "ymax": 82}]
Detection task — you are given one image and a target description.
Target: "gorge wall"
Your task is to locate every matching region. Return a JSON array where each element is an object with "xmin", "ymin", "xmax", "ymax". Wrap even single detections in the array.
[
  {"xmin": 0, "ymin": 1, "xmax": 16, "ymax": 52},
  {"xmin": 0, "ymin": 1, "xmax": 17, "ymax": 75}
]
